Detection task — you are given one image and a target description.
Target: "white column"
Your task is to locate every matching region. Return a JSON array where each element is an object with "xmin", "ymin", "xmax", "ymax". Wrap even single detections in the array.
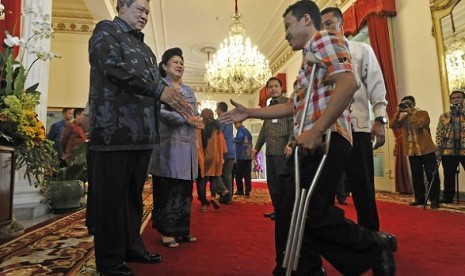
[
  {"xmin": 13, "ymin": 0, "xmax": 53, "ymax": 219},
  {"xmin": 23, "ymin": 0, "xmax": 52, "ymax": 123}
]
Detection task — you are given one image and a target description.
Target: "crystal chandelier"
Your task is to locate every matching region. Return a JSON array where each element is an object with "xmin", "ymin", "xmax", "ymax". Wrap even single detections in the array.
[
  {"xmin": 205, "ymin": 0, "xmax": 271, "ymax": 94},
  {"xmin": 445, "ymin": 33, "xmax": 465, "ymax": 91}
]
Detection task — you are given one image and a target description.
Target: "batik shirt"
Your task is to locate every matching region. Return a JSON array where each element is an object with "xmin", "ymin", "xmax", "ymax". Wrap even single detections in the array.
[
  {"xmin": 88, "ymin": 17, "xmax": 165, "ymax": 151},
  {"xmin": 293, "ymin": 30, "xmax": 353, "ymax": 144},
  {"xmin": 436, "ymin": 111, "xmax": 465, "ymax": 156}
]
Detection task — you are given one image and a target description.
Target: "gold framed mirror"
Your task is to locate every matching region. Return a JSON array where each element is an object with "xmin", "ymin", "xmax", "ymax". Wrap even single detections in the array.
[{"xmin": 430, "ymin": 0, "xmax": 464, "ymax": 110}]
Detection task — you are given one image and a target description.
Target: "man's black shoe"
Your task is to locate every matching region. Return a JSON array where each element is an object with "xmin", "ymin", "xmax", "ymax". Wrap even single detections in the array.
[
  {"xmin": 312, "ymin": 267, "xmax": 327, "ymax": 276},
  {"xmin": 440, "ymin": 198, "xmax": 453, "ymax": 204},
  {"xmin": 408, "ymin": 200, "xmax": 423, "ymax": 206},
  {"xmin": 272, "ymin": 266, "xmax": 326, "ymax": 276},
  {"xmin": 101, "ymin": 263, "xmax": 134, "ymax": 276},
  {"xmin": 235, "ymin": 191, "xmax": 244, "ymax": 195},
  {"xmin": 372, "ymin": 232, "xmax": 397, "ymax": 276},
  {"xmin": 336, "ymin": 195, "xmax": 348, "ymax": 205},
  {"xmin": 126, "ymin": 251, "xmax": 162, "ymax": 263},
  {"xmin": 270, "ymin": 213, "xmax": 276, "ymax": 221},
  {"xmin": 431, "ymin": 200, "xmax": 440, "ymax": 209},
  {"xmin": 264, "ymin": 211, "xmax": 275, "ymax": 218}
]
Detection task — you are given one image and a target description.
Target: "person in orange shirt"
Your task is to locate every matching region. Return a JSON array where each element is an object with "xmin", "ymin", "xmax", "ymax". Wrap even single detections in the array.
[
  {"xmin": 389, "ymin": 96, "xmax": 440, "ymax": 209},
  {"xmin": 196, "ymin": 108, "xmax": 229, "ymax": 211}
]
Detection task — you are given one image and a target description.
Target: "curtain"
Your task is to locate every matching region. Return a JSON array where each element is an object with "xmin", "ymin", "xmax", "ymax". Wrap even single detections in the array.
[
  {"xmin": 0, "ymin": 0, "xmax": 22, "ymax": 56},
  {"xmin": 367, "ymin": 15, "xmax": 412, "ymax": 194},
  {"xmin": 343, "ymin": 5, "xmax": 358, "ymax": 37}
]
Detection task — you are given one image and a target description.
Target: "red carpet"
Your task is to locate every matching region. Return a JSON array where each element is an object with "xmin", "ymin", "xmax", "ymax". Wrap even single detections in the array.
[
  {"xmin": 3, "ymin": 181, "xmax": 464, "ymax": 275},
  {"xmin": 131, "ymin": 183, "xmax": 465, "ymax": 275},
  {"xmin": 326, "ymin": 198, "xmax": 465, "ymax": 275},
  {"xmin": 133, "ymin": 182, "xmax": 275, "ymax": 275}
]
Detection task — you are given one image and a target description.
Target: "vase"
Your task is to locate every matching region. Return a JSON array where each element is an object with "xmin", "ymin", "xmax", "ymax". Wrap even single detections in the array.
[{"xmin": 47, "ymin": 180, "xmax": 84, "ymax": 214}]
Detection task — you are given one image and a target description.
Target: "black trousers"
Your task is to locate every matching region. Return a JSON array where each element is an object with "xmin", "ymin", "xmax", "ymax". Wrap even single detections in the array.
[
  {"xmin": 345, "ymin": 132, "xmax": 380, "ymax": 231},
  {"xmin": 88, "ymin": 149, "xmax": 152, "ymax": 273},
  {"xmin": 409, "ymin": 152, "xmax": 440, "ymax": 202},
  {"xmin": 266, "ymin": 155, "xmax": 288, "ymax": 210},
  {"xmin": 235, "ymin": 159, "xmax": 252, "ymax": 194},
  {"xmin": 274, "ymin": 133, "xmax": 383, "ymax": 275},
  {"xmin": 441, "ymin": 155, "xmax": 465, "ymax": 201}
]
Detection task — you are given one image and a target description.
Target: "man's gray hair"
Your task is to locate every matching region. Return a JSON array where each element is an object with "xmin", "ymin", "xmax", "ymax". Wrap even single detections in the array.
[{"xmin": 116, "ymin": 0, "xmax": 150, "ymax": 12}]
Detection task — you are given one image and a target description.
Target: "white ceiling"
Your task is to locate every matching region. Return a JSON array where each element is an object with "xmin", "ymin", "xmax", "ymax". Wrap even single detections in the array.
[{"xmin": 53, "ymin": 0, "xmax": 341, "ymax": 92}]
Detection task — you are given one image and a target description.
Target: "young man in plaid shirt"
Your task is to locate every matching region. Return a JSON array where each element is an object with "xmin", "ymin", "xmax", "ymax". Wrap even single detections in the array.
[{"xmin": 220, "ymin": 1, "xmax": 396, "ymax": 275}]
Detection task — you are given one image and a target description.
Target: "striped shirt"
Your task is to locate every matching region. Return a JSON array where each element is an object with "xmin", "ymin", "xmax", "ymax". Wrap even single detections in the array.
[
  {"xmin": 254, "ymin": 95, "xmax": 293, "ymax": 156},
  {"xmin": 293, "ymin": 30, "xmax": 353, "ymax": 144}
]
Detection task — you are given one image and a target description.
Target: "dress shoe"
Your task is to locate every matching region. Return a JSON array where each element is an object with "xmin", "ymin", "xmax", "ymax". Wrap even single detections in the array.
[
  {"xmin": 264, "ymin": 211, "xmax": 275, "ymax": 218},
  {"xmin": 440, "ymin": 198, "xmax": 453, "ymax": 204},
  {"xmin": 101, "ymin": 263, "xmax": 134, "ymax": 276},
  {"xmin": 235, "ymin": 191, "xmax": 244, "ymax": 195},
  {"xmin": 430, "ymin": 200, "xmax": 440, "ymax": 209},
  {"xmin": 408, "ymin": 200, "xmax": 423, "ymax": 206},
  {"xmin": 126, "ymin": 251, "xmax": 162, "ymax": 263},
  {"xmin": 312, "ymin": 267, "xmax": 327, "ymax": 276},
  {"xmin": 337, "ymin": 197, "xmax": 348, "ymax": 205},
  {"xmin": 210, "ymin": 199, "xmax": 220, "ymax": 209},
  {"xmin": 372, "ymin": 232, "xmax": 397, "ymax": 276},
  {"xmin": 273, "ymin": 266, "xmax": 326, "ymax": 276}
]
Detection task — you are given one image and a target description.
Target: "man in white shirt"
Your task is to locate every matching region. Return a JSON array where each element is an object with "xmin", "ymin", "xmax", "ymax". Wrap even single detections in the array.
[{"xmin": 321, "ymin": 7, "xmax": 388, "ymax": 231}]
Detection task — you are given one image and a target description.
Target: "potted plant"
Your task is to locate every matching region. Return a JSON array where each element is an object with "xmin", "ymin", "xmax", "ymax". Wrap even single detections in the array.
[
  {"xmin": 46, "ymin": 143, "xmax": 87, "ymax": 213},
  {"xmin": 0, "ymin": 3, "xmax": 63, "ymax": 215}
]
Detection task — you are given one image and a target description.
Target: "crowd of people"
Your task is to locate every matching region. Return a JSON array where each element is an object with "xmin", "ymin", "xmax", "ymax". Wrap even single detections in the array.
[{"xmin": 43, "ymin": 0, "xmax": 465, "ymax": 275}]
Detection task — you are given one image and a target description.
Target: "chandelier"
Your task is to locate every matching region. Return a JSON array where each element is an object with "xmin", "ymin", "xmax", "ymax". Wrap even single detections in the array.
[
  {"xmin": 445, "ymin": 33, "xmax": 465, "ymax": 91},
  {"xmin": 205, "ymin": 0, "xmax": 271, "ymax": 94}
]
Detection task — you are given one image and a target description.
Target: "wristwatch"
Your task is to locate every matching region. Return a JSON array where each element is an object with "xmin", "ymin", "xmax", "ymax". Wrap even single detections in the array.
[{"xmin": 375, "ymin": 116, "xmax": 388, "ymax": 124}]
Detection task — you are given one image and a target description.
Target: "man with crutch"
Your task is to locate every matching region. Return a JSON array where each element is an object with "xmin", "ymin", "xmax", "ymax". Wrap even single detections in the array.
[
  {"xmin": 220, "ymin": 1, "xmax": 397, "ymax": 275},
  {"xmin": 436, "ymin": 89, "xmax": 465, "ymax": 204}
]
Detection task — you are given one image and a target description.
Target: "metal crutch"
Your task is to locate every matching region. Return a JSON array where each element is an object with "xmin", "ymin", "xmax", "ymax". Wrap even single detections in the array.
[{"xmin": 282, "ymin": 66, "xmax": 332, "ymax": 275}]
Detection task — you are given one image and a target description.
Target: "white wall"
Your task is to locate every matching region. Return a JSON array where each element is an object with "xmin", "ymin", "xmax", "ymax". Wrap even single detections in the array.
[
  {"xmin": 391, "ymin": 0, "xmax": 443, "ymax": 135},
  {"xmin": 48, "ymin": 32, "xmax": 91, "ymax": 109}
]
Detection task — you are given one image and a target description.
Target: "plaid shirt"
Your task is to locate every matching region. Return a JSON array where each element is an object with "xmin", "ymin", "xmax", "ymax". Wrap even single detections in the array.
[{"xmin": 293, "ymin": 30, "xmax": 353, "ymax": 144}]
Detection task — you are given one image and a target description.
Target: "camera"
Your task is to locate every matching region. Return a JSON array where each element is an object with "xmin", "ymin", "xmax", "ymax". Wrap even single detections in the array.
[
  {"xmin": 398, "ymin": 102, "xmax": 412, "ymax": 109},
  {"xmin": 450, "ymin": 103, "xmax": 462, "ymax": 111}
]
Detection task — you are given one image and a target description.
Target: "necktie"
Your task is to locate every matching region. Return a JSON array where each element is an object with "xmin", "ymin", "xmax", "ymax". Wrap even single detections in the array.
[{"xmin": 269, "ymin": 99, "xmax": 278, "ymax": 106}]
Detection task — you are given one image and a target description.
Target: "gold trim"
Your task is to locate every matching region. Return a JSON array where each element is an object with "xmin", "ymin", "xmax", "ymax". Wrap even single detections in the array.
[
  {"xmin": 52, "ymin": 21, "xmax": 95, "ymax": 33},
  {"xmin": 430, "ymin": 0, "xmax": 462, "ymax": 110}
]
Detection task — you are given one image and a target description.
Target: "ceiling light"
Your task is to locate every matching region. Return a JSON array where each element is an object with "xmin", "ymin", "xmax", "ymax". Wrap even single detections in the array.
[{"xmin": 204, "ymin": 0, "xmax": 271, "ymax": 94}]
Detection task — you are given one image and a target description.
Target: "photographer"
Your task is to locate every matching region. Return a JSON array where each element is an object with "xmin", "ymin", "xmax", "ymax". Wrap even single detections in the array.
[
  {"xmin": 389, "ymin": 96, "xmax": 440, "ymax": 208},
  {"xmin": 436, "ymin": 90, "xmax": 465, "ymax": 204}
]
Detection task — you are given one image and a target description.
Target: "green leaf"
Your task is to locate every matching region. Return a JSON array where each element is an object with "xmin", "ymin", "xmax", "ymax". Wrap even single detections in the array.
[
  {"xmin": 5, "ymin": 53, "xmax": 14, "ymax": 95},
  {"xmin": 25, "ymin": 83, "xmax": 40, "ymax": 93},
  {"xmin": 13, "ymin": 65, "xmax": 26, "ymax": 96}
]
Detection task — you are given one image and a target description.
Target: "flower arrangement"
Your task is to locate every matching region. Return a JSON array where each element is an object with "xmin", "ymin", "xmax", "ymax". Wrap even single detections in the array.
[{"xmin": 0, "ymin": 2, "xmax": 61, "ymax": 189}]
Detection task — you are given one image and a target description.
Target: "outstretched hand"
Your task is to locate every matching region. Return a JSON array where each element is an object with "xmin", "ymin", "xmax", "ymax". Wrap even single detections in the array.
[
  {"xmin": 160, "ymin": 87, "xmax": 194, "ymax": 119},
  {"xmin": 218, "ymin": 99, "xmax": 249, "ymax": 124}
]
